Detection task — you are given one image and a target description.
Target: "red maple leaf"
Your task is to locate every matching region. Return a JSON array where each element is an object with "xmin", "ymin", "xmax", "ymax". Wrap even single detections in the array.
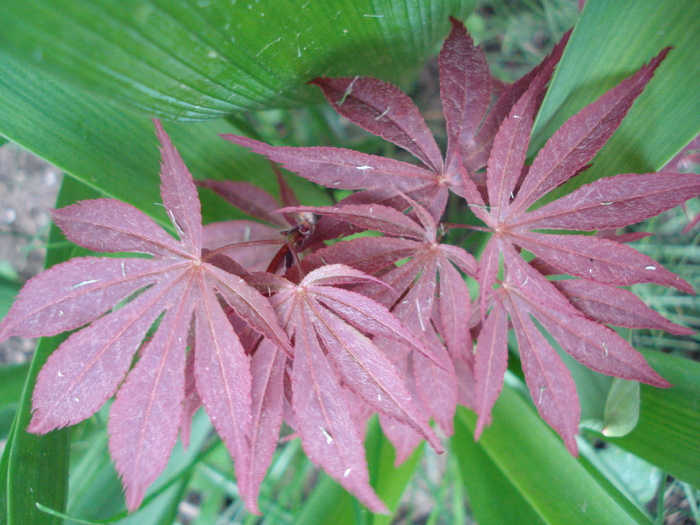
[
  {"xmin": 0, "ymin": 120, "xmax": 292, "ymax": 512},
  {"xmin": 243, "ymin": 264, "xmax": 443, "ymax": 513},
  {"xmin": 284, "ymin": 197, "xmax": 477, "ymax": 461},
  {"xmin": 469, "ymin": 46, "xmax": 700, "ymax": 452}
]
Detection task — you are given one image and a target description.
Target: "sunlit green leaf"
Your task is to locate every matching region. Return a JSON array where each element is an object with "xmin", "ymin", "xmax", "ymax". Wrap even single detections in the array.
[
  {"xmin": 609, "ymin": 350, "xmax": 700, "ymax": 487},
  {"xmin": 454, "ymin": 381, "xmax": 653, "ymax": 525},
  {"xmin": 0, "ymin": 0, "xmax": 473, "ymax": 121}
]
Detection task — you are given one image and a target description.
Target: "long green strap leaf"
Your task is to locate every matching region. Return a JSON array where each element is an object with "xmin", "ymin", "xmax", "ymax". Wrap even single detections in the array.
[
  {"xmin": 533, "ymin": 0, "xmax": 700, "ymax": 198},
  {"xmin": 610, "ymin": 350, "xmax": 700, "ymax": 488},
  {"xmin": 454, "ymin": 385, "xmax": 652, "ymax": 525}
]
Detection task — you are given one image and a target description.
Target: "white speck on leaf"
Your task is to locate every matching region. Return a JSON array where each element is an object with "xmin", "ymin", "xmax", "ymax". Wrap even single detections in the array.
[
  {"xmin": 321, "ymin": 427, "xmax": 334, "ymax": 445},
  {"xmin": 344, "ymin": 468, "xmax": 352, "ymax": 477},
  {"xmin": 375, "ymin": 107, "xmax": 390, "ymax": 120},
  {"xmin": 645, "ymin": 265, "xmax": 657, "ymax": 270},
  {"xmin": 71, "ymin": 279, "xmax": 99, "ymax": 290},
  {"xmin": 338, "ymin": 76, "xmax": 359, "ymax": 105},
  {"xmin": 356, "ymin": 165, "xmax": 373, "ymax": 170},
  {"xmin": 600, "ymin": 202, "xmax": 613, "ymax": 206}
]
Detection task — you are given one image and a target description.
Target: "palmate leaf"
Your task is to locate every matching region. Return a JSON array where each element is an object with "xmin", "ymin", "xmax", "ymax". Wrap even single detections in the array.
[
  {"xmin": 285, "ymin": 198, "xmax": 476, "ymax": 459},
  {"xmin": 0, "ymin": 121, "xmax": 292, "ymax": 513},
  {"xmin": 244, "ymin": 264, "xmax": 442, "ymax": 513},
  {"xmin": 471, "ymin": 45, "xmax": 700, "ymax": 450},
  {"xmin": 224, "ymin": 18, "xmax": 571, "ymax": 219}
]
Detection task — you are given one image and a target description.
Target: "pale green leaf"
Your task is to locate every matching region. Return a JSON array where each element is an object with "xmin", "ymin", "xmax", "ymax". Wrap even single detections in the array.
[{"xmin": 603, "ymin": 378, "xmax": 640, "ymax": 438}]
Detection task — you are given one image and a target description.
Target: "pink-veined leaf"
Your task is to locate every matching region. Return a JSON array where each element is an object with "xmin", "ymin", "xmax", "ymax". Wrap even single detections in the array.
[
  {"xmin": 505, "ymin": 293, "xmax": 580, "ymax": 454},
  {"xmin": 27, "ymin": 278, "xmax": 184, "ymax": 434},
  {"xmin": 462, "ymin": 30, "xmax": 571, "ymax": 175},
  {"xmin": 202, "ymin": 220, "xmax": 282, "ymax": 272},
  {"xmin": 553, "ymin": 279, "xmax": 694, "ymax": 335},
  {"xmin": 155, "ymin": 120, "xmax": 202, "ymax": 255},
  {"xmin": 507, "ymin": 47, "xmax": 671, "ymax": 216},
  {"xmin": 197, "ymin": 179, "xmax": 288, "ymax": 227},
  {"xmin": 515, "ymin": 172, "xmax": 700, "ymax": 231},
  {"xmin": 108, "ymin": 281, "xmax": 192, "ymax": 511},
  {"xmin": 473, "ymin": 298, "xmax": 509, "ymax": 439},
  {"xmin": 0, "ymin": 120, "xmax": 294, "ymax": 515},
  {"xmin": 311, "ymin": 76, "xmax": 443, "ymax": 173},
  {"xmin": 245, "ymin": 340, "xmax": 286, "ymax": 513},
  {"xmin": 194, "ymin": 277, "xmax": 254, "ymax": 510},
  {"xmin": 292, "ymin": 303, "xmax": 389, "ymax": 514},
  {"xmin": 181, "ymin": 340, "xmax": 201, "ymax": 450},
  {"xmin": 0, "ymin": 257, "xmax": 167, "ymax": 340},
  {"xmin": 439, "ymin": 17, "xmax": 491, "ymax": 169},
  {"xmin": 510, "ymin": 231, "xmax": 694, "ymax": 293},
  {"xmin": 485, "ymin": 54, "xmax": 552, "ymax": 215},
  {"xmin": 52, "ymin": 199, "xmax": 183, "ymax": 255},
  {"xmin": 437, "ymin": 256, "xmax": 472, "ymax": 362},
  {"xmin": 221, "ymin": 135, "xmax": 437, "ymax": 193},
  {"xmin": 309, "ymin": 301, "xmax": 442, "ymax": 451}
]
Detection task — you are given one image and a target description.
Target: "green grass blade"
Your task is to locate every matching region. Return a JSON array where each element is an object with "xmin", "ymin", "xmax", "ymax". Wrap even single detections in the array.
[
  {"xmin": 533, "ymin": 0, "xmax": 700, "ymax": 196},
  {"xmin": 0, "ymin": 49, "xmax": 329, "ymax": 229}
]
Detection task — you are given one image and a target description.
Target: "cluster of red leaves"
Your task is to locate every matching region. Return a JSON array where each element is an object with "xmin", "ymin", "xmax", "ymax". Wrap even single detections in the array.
[{"xmin": 1, "ymin": 18, "xmax": 698, "ymax": 515}]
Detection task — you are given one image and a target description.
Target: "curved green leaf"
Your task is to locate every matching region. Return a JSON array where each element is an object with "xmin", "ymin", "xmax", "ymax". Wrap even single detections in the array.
[
  {"xmin": 0, "ymin": 49, "xmax": 329, "ymax": 229},
  {"xmin": 533, "ymin": 0, "xmax": 700, "ymax": 197},
  {"xmin": 454, "ymin": 383, "xmax": 652, "ymax": 525},
  {"xmin": 609, "ymin": 350, "xmax": 700, "ymax": 487},
  {"xmin": 0, "ymin": 0, "xmax": 473, "ymax": 121}
]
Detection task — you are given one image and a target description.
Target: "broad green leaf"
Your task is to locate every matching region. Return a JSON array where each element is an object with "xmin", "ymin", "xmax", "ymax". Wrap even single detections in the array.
[
  {"xmin": 451, "ymin": 416, "xmax": 545, "ymax": 525},
  {"xmin": 0, "ymin": 0, "xmax": 473, "ymax": 121},
  {"xmin": 0, "ymin": 277, "xmax": 22, "ymax": 321},
  {"xmin": 0, "ymin": 49, "xmax": 329, "ymax": 231},
  {"xmin": 533, "ymin": 0, "xmax": 700, "ymax": 197},
  {"xmin": 454, "ymin": 382, "xmax": 652, "ymax": 525},
  {"xmin": 2, "ymin": 334, "xmax": 71, "ymax": 525},
  {"xmin": 0, "ymin": 363, "xmax": 29, "ymax": 411},
  {"xmin": 609, "ymin": 350, "xmax": 700, "ymax": 488}
]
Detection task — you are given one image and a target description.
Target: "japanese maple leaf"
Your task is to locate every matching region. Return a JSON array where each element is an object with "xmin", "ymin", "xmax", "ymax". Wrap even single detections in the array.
[
  {"xmin": 0, "ymin": 120, "xmax": 292, "ymax": 513},
  {"xmin": 286, "ymin": 198, "xmax": 478, "ymax": 460},
  {"xmin": 220, "ymin": 18, "xmax": 569, "ymax": 220},
  {"xmin": 469, "ymin": 46, "xmax": 700, "ymax": 451},
  {"xmin": 243, "ymin": 264, "xmax": 443, "ymax": 513}
]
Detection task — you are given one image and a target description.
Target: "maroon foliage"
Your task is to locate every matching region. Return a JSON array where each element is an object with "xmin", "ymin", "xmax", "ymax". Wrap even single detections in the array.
[
  {"xmin": 0, "ymin": 121, "xmax": 292, "ymax": 512},
  {"xmin": 1, "ymin": 17, "xmax": 698, "ymax": 517}
]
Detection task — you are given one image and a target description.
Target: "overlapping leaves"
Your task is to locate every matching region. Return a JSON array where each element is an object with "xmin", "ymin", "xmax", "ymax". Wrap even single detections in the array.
[
  {"xmin": 0, "ymin": 121, "xmax": 296, "ymax": 512},
  {"xmin": 2, "ymin": 15, "xmax": 699, "ymax": 518}
]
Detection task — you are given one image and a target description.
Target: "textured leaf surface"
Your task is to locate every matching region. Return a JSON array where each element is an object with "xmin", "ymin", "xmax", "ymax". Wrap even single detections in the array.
[
  {"xmin": 0, "ymin": 0, "xmax": 473, "ymax": 120},
  {"xmin": 0, "ymin": 121, "xmax": 292, "ymax": 513}
]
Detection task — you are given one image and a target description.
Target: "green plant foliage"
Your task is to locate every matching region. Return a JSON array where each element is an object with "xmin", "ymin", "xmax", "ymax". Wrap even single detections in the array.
[{"xmin": 0, "ymin": 0, "xmax": 474, "ymax": 121}]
